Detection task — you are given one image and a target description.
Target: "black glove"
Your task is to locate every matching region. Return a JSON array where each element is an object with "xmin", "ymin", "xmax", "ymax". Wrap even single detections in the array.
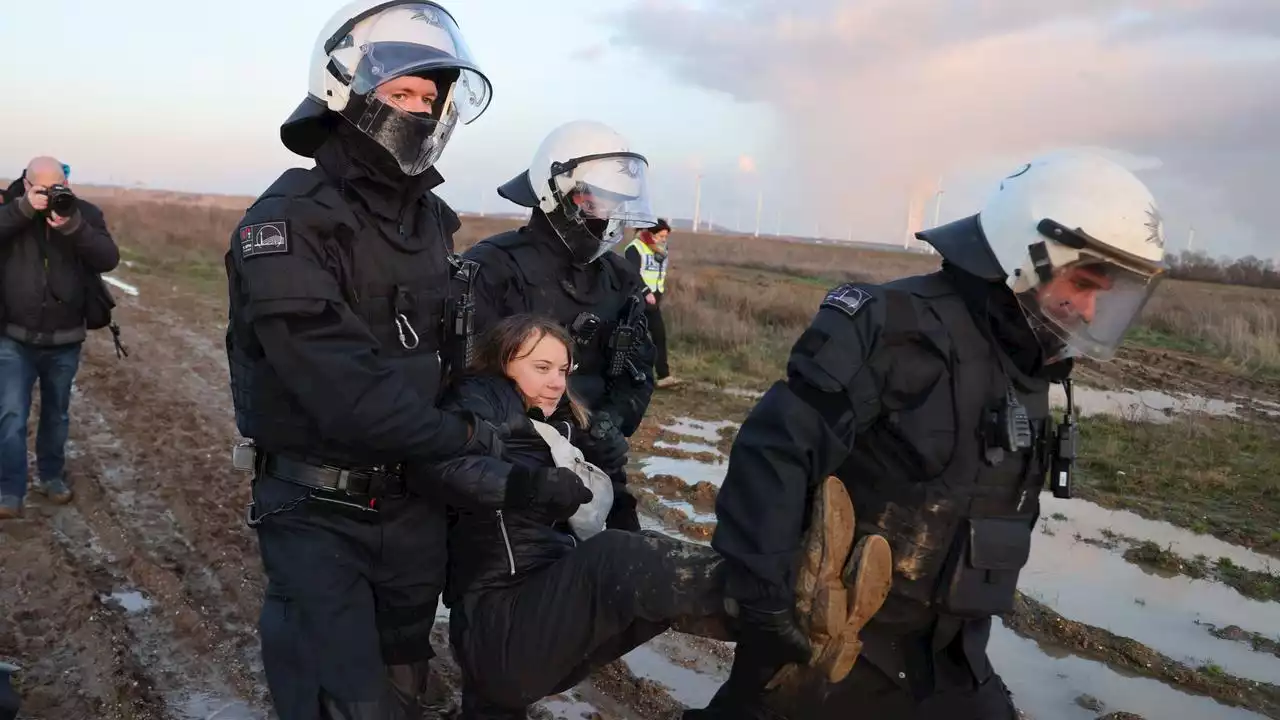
[
  {"xmin": 582, "ymin": 412, "xmax": 629, "ymax": 471},
  {"xmin": 605, "ymin": 476, "xmax": 641, "ymax": 531},
  {"xmin": 735, "ymin": 603, "xmax": 811, "ymax": 668},
  {"xmin": 505, "ymin": 466, "xmax": 594, "ymax": 519}
]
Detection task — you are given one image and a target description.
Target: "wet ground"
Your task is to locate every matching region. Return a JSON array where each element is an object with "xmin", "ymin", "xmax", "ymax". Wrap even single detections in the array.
[{"xmin": 2, "ymin": 271, "xmax": 1279, "ymax": 719}]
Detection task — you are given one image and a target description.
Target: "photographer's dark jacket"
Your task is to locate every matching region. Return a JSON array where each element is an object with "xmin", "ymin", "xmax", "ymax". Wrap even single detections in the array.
[{"xmin": 0, "ymin": 192, "xmax": 120, "ymax": 345}]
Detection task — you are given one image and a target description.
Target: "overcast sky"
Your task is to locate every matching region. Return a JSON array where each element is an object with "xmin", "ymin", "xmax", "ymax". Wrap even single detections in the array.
[
  {"xmin": 609, "ymin": 0, "xmax": 1280, "ymax": 259},
  {"xmin": 2, "ymin": 0, "xmax": 1275, "ymax": 259}
]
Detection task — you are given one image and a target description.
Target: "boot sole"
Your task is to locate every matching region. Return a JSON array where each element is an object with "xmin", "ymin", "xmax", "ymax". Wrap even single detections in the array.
[
  {"xmin": 765, "ymin": 476, "xmax": 855, "ymax": 691},
  {"xmin": 818, "ymin": 533, "xmax": 892, "ymax": 683}
]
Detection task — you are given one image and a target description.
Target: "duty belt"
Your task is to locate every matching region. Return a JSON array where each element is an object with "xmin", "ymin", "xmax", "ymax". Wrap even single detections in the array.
[{"xmin": 259, "ymin": 452, "xmax": 406, "ymax": 498}]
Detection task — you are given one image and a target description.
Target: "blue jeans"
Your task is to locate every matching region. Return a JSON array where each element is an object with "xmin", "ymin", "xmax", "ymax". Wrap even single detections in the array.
[{"xmin": 0, "ymin": 336, "xmax": 82, "ymax": 501}]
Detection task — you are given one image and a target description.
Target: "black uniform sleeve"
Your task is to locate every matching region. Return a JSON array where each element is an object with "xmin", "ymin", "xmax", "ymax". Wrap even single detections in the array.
[
  {"xmin": 462, "ymin": 241, "xmax": 518, "ymax": 341},
  {"xmin": 624, "ymin": 245, "xmax": 641, "ymax": 271},
  {"xmin": 712, "ymin": 284, "xmax": 889, "ymax": 610},
  {"xmin": 599, "ymin": 258, "xmax": 656, "ymax": 437},
  {"xmin": 0, "ymin": 195, "xmax": 35, "ymax": 242},
  {"xmin": 233, "ymin": 201, "xmax": 470, "ymax": 461},
  {"xmin": 423, "ymin": 377, "xmax": 522, "ymax": 509},
  {"xmin": 55, "ymin": 201, "xmax": 120, "ymax": 273}
]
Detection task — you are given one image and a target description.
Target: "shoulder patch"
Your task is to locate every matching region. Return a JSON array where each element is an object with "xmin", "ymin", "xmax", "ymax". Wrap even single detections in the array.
[
  {"xmin": 820, "ymin": 284, "xmax": 873, "ymax": 318},
  {"xmin": 238, "ymin": 221, "xmax": 290, "ymax": 259}
]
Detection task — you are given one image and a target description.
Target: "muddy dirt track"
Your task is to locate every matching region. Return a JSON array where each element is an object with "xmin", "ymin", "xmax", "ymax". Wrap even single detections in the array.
[{"xmin": 3, "ymin": 275, "xmax": 1280, "ymax": 720}]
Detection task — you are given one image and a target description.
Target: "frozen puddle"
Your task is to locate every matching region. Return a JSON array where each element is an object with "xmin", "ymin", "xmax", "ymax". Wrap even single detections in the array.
[
  {"xmin": 1050, "ymin": 384, "xmax": 1239, "ymax": 422},
  {"xmin": 992, "ymin": 621, "xmax": 1267, "ymax": 720},
  {"xmin": 662, "ymin": 418, "xmax": 737, "ymax": 445},
  {"xmin": 1028, "ymin": 510, "xmax": 1280, "ymax": 685},
  {"xmin": 1041, "ymin": 495, "xmax": 1278, "ymax": 574},
  {"xmin": 639, "ymin": 456, "xmax": 727, "ymax": 488}
]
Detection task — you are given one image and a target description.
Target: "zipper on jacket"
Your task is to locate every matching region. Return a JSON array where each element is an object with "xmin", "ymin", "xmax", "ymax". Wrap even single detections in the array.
[{"xmin": 495, "ymin": 509, "xmax": 516, "ymax": 576}]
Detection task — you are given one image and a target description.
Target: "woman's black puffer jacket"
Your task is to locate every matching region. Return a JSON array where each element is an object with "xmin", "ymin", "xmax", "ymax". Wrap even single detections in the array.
[{"xmin": 435, "ymin": 372, "xmax": 587, "ymax": 607}]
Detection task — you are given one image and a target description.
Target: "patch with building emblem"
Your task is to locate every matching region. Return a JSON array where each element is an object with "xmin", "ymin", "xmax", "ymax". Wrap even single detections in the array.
[
  {"xmin": 821, "ymin": 284, "xmax": 873, "ymax": 318},
  {"xmin": 239, "ymin": 221, "xmax": 290, "ymax": 259}
]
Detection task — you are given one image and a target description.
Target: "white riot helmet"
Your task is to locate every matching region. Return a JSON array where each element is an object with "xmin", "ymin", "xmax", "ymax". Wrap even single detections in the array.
[
  {"xmin": 921, "ymin": 150, "xmax": 1168, "ymax": 363},
  {"xmin": 281, "ymin": 0, "xmax": 493, "ymax": 175},
  {"xmin": 497, "ymin": 120, "xmax": 657, "ymax": 264}
]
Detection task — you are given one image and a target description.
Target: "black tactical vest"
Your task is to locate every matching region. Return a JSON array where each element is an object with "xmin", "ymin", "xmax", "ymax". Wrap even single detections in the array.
[
  {"xmin": 226, "ymin": 167, "xmax": 462, "ymax": 466},
  {"xmin": 468, "ymin": 229, "xmax": 631, "ymax": 408},
  {"xmin": 839, "ymin": 272, "xmax": 1051, "ymax": 628}
]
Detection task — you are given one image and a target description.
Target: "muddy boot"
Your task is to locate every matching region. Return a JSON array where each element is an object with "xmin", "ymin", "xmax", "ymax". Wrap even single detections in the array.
[
  {"xmin": 766, "ymin": 476, "xmax": 892, "ymax": 690},
  {"xmin": 33, "ymin": 476, "xmax": 72, "ymax": 505},
  {"xmin": 0, "ymin": 497, "xmax": 21, "ymax": 520}
]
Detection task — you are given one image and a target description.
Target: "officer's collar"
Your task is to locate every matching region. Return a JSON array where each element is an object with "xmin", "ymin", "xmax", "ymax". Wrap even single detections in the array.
[{"xmin": 943, "ymin": 262, "xmax": 1048, "ymax": 380}]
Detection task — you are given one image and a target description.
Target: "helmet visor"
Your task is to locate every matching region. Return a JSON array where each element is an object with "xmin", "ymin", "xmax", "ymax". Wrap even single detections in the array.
[
  {"xmin": 1017, "ymin": 259, "xmax": 1163, "ymax": 363},
  {"xmin": 335, "ymin": 3, "xmax": 492, "ymax": 123},
  {"xmin": 558, "ymin": 153, "xmax": 656, "ymax": 227}
]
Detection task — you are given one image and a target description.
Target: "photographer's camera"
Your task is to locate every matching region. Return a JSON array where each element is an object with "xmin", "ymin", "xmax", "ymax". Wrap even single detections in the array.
[{"xmin": 40, "ymin": 185, "xmax": 77, "ymax": 215}]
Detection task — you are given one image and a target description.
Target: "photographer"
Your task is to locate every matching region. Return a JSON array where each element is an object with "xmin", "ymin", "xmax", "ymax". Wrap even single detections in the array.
[{"xmin": 0, "ymin": 157, "xmax": 119, "ymax": 519}]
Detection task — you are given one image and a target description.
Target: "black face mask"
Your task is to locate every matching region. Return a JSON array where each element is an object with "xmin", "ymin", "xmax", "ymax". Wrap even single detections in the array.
[{"xmin": 544, "ymin": 204, "xmax": 608, "ymax": 265}]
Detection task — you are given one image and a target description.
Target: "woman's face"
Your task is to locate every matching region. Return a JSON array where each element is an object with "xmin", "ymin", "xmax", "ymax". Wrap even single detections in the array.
[{"xmin": 506, "ymin": 331, "xmax": 570, "ymax": 416}]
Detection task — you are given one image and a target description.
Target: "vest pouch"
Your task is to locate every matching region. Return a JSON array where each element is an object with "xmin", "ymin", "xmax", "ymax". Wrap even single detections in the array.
[{"xmin": 936, "ymin": 516, "xmax": 1032, "ymax": 618}]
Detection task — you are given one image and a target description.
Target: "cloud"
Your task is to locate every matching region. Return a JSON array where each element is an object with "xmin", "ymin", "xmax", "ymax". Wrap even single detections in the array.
[{"xmin": 611, "ymin": 0, "xmax": 1280, "ymax": 257}]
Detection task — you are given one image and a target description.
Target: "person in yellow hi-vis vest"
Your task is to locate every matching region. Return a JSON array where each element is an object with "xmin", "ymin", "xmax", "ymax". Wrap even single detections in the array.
[{"xmin": 624, "ymin": 218, "xmax": 679, "ymax": 387}]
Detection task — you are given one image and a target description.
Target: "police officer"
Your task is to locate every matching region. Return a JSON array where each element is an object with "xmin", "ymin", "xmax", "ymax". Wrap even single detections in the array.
[
  {"xmin": 461, "ymin": 120, "xmax": 659, "ymax": 531},
  {"xmin": 223, "ymin": 2, "xmax": 505, "ymax": 717},
  {"xmin": 686, "ymin": 150, "xmax": 1169, "ymax": 719}
]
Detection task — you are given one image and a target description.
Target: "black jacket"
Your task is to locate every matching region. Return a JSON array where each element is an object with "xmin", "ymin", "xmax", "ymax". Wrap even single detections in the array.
[
  {"xmin": 434, "ymin": 373, "xmax": 585, "ymax": 607},
  {"xmin": 224, "ymin": 123, "xmax": 475, "ymax": 469},
  {"xmin": 0, "ymin": 189, "xmax": 120, "ymax": 346}
]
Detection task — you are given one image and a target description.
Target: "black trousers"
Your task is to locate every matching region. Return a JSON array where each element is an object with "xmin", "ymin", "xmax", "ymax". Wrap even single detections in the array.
[
  {"xmin": 645, "ymin": 292, "xmax": 670, "ymax": 379},
  {"xmin": 450, "ymin": 529, "xmax": 727, "ymax": 718},
  {"xmin": 252, "ymin": 473, "xmax": 447, "ymax": 719},
  {"xmin": 686, "ymin": 629, "xmax": 1018, "ymax": 720}
]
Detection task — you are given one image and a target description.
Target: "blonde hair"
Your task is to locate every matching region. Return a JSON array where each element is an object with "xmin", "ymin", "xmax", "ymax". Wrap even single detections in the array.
[{"xmin": 469, "ymin": 314, "xmax": 591, "ymax": 428}]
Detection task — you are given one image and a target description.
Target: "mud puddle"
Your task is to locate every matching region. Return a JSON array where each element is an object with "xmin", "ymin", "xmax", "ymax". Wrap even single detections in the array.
[
  {"xmin": 102, "ymin": 589, "xmax": 154, "ymax": 614},
  {"xmin": 661, "ymin": 418, "xmax": 737, "ymax": 445},
  {"xmin": 637, "ymin": 457, "xmax": 727, "ymax": 488},
  {"xmin": 654, "ymin": 439, "xmax": 723, "ymax": 457},
  {"xmin": 991, "ymin": 620, "xmax": 1269, "ymax": 720},
  {"xmin": 1027, "ymin": 514, "xmax": 1280, "ymax": 686},
  {"xmin": 1049, "ymin": 384, "xmax": 1241, "ymax": 423},
  {"xmin": 538, "ymin": 690, "xmax": 611, "ymax": 719},
  {"xmin": 1040, "ymin": 496, "xmax": 1278, "ymax": 575},
  {"xmin": 622, "ymin": 645, "xmax": 719, "ymax": 709}
]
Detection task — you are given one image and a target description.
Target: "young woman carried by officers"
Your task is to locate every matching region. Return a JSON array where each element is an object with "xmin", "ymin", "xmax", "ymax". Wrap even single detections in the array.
[{"xmin": 427, "ymin": 314, "xmax": 895, "ymax": 719}]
